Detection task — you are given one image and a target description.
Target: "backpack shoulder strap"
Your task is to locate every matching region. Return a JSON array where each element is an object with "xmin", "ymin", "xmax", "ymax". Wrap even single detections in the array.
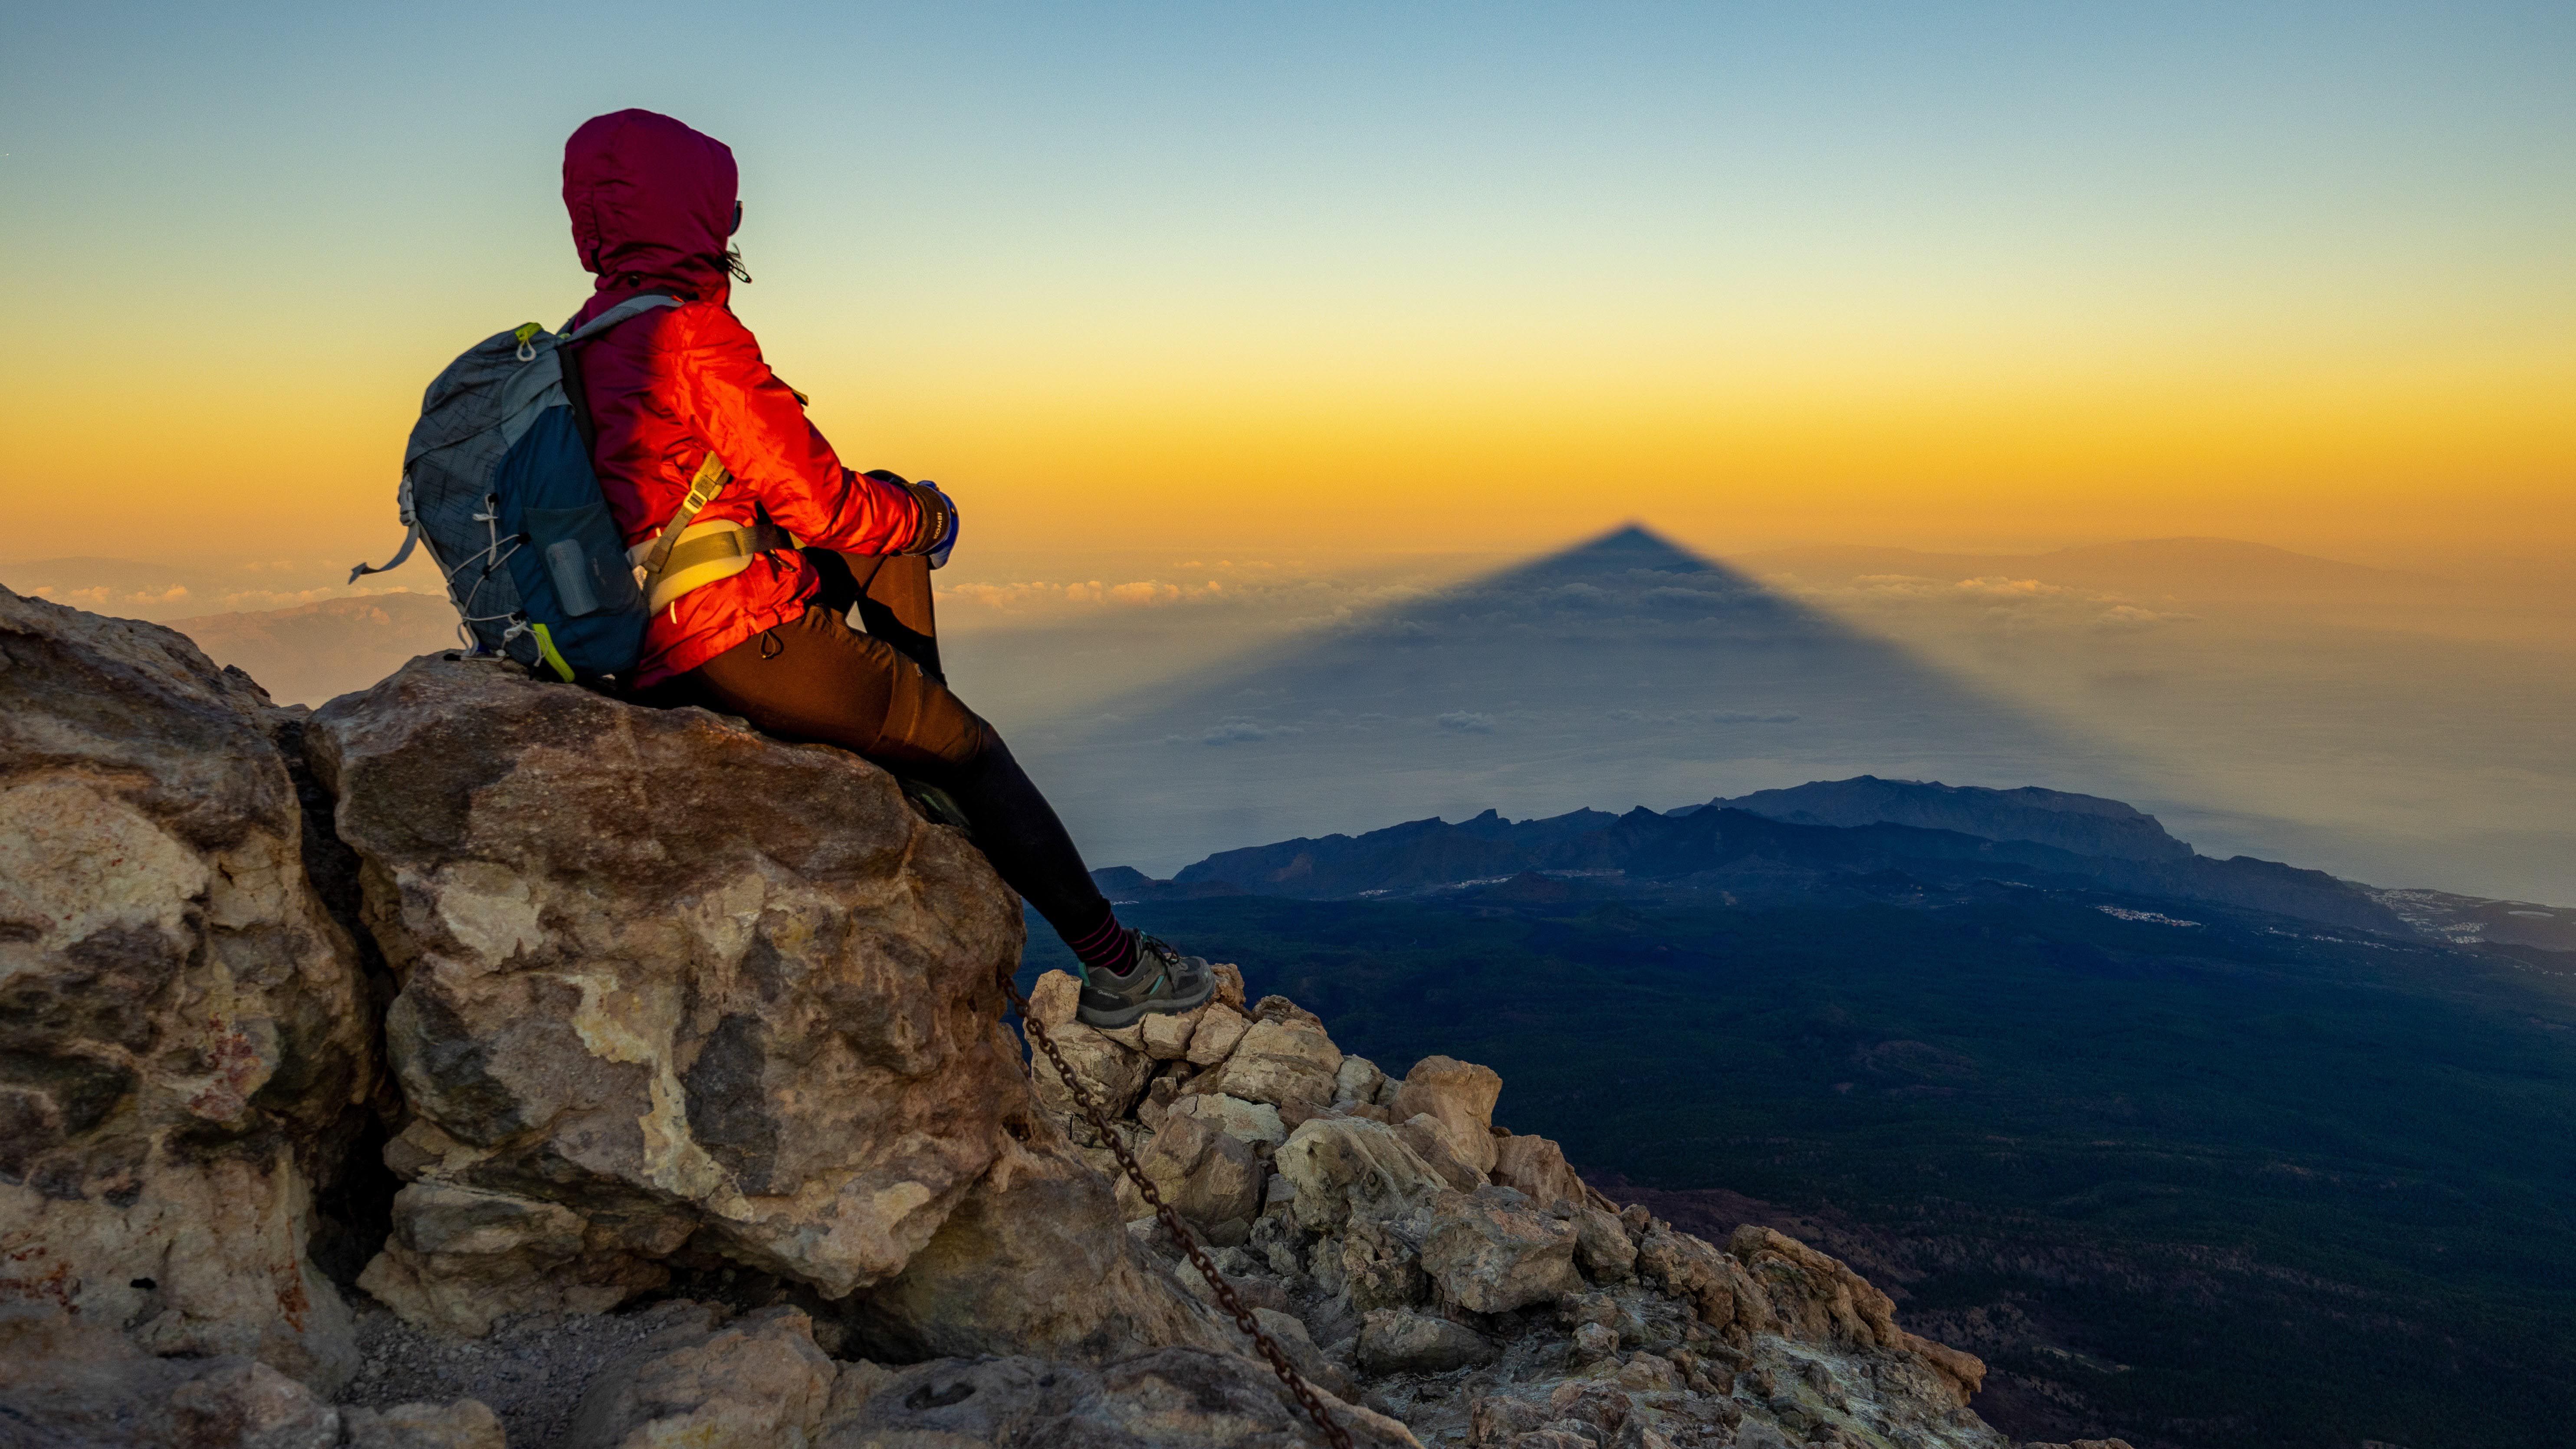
[
  {"xmin": 557, "ymin": 293, "xmax": 683, "ymax": 466},
  {"xmin": 635, "ymin": 452, "xmax": 733, "ymax": 586},
  {"xmin": 561, "ymin": 292, "xmax": 682, "ymax": 344}
]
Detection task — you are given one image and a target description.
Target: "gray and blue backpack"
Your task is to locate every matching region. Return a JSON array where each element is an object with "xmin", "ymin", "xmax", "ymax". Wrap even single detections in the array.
[{"xmin": 352, "ymin": 295, "xmax": 743, "ymax": 683}]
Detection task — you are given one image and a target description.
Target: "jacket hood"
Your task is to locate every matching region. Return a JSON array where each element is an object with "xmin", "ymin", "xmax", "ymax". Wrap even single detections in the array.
[{"xmin": 563, "ymin": 109, "xmax": 737, "ymax": 300}]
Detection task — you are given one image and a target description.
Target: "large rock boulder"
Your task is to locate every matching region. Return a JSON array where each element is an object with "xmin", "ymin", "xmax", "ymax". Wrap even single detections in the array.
[
  {"xmin": 1387, "ymin": 1055, "xmax": 1501, "ymax": 1176},
  {"xmin": 1418, "ymin": 1186, "xmax": 1582, "ymax": 1314},
  {"xmin": 306, "ymin": 654, "xmax": 1216, "ymax": 1358},
  {"xmin": 561, "ymin": 1304, "xmax": 838, "ymax": 1449},
  {"xmin": 0, "ymin": 588, "xmax": 376, "ymax": 1389},
  {"xmin": 1120, "ymin": 1100, "xmax": 1265, "ymax": 1233},
  {"xmin": 1489, "ymin": 1131, "xmax": 1590, "ymax": 1209},
  {"xmin": 0, "ymin": 1267, "xmax": 351, "ymax": 1448},
  {"xmin": 1214, "ymin": 1014, "xmax": 1343, "ymax": 1114},
  {"xmin": 1357, "ymin": 1306, "xmax": 1496, "ymax": 1374},
  {"xmin": 1727, "ymin": 1224, "xmax": 1986, "ymax": 1406},
  {"xmin": 1272, "ymin": 1117, "xmax": 1447, "ymax": 1234}
]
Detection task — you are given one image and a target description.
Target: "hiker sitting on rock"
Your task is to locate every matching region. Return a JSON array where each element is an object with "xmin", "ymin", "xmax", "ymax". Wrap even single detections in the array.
[{"xmin": 559, "ymin": 108, "xmax": 1208, "ymax": 1028}]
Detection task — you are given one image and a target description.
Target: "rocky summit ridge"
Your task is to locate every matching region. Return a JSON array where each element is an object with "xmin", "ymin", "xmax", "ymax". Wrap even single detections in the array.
[{"xmin": 0, "ymin": 585, "xmax": 2119, "ymax": 1449}]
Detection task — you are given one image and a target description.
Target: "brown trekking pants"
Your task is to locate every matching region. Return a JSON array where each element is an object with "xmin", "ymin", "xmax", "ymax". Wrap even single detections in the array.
[
  {"xmin": 669, "ymin": 549, "xmax": 1114, "ymax": 936},
  {"xmin": 686, "ymin": 551, "xmax": 979, "ymax": 769}
]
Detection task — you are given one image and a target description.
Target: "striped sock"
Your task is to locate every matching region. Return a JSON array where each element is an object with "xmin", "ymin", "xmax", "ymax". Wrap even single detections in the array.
[{"xmin": 1063, "ymin": 909, "xmax": 1139, "ymax": 979}]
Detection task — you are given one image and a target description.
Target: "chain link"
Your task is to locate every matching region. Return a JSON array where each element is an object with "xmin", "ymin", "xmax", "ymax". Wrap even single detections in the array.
[{"xmin": 1000, "ymin": 964, "xmax": 1357, "ymax": 1449}]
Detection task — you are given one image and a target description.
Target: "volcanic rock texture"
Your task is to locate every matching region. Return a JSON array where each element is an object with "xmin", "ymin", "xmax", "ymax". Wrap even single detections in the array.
[
  {"xmin": 307, "ymin": 652, "xmax": 1211, "ymax": 1360},
  {"xmin": 0, "ymin": 588, "xmax": 376, "ymax": 1388},
  {"xmin": 0, "ymin": 586, "xmax": 2053, "ymax": 1449},
  {"xmin": 1021, "ymin": 970, "xmax": 2006, "ymax": 1449}
]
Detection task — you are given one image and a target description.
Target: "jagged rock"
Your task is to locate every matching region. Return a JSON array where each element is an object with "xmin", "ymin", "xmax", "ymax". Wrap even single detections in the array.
[
  {"xmin": 821, "ymin": 1356, "xmax": 899, "ymax": 1415},
  {"xmin": 1613, "ymin": 1352, "xmax": 1685, "ymax": 1394},
  {"xmin": 1394, "ymin": 1113, "xmax": 1488, "ymax": 1192},
  {"xmin": 1333, "ymin": 1056, "xmax": 1386, "ymax": 1107},
  {"xmin": 1468, "ymin": 1393, "xmax": 1551, "ymax": 1446},
  {"xmin": 1168, "ymin": 1092, "xmax": 1287, "ymax": 1154},
  {"xmin": 167, "ymin": 1358, "xmax": 344, "ymax": 1449},
  {"xmin": 815, "ymin": 1345, "xmax": 1419, "ymax": 1448},
  {"xmin": 1119, "ymin": 1101, "xmax": 1264, "ymax": 1233},
  {"xmin": 306, "ymin": 654, "xmax": 1212, "ymax": 1359},
  {"xmin": 1357, "ymin": 1306, "xmax": 1497, "ymax": 1373},
  {"xmin": 1728, "ymin": 1225, "xmax": 1893, "ymax": 1348},
  {"xmin": 1571, "ymin": 1320, "xmax": 1620, "ymax": 1362},
  {"xmin": 1725, "ymin": 1227, "xmax": 1986, "ymax": 1406},
  {"xmin": 969, "ymin": 970, "xmax": 2004, "ymax": 1448},
  {"xmin": 1419, "ymin": 1186, "xmax": 1582, "ymax": 1313},
  {"xmin": 1389, "ymin": 1055, "xmax": 1503, "ymax": 1176},
  {"xmin": 0, "ymin": 1314, "xmax": 345, "ymax": 1448},
  {"xmin": 1331, "ymin": 1210, "xmax": 1431, "ymax": 1312},
  {"xmin": 1138, "ymin": 1006, "xmax": 1204, "ymax": 1061},
  {"xmin": 0, "ymin": 589, "xmax": 375, "ymax": 1389},
  {"xmin": 1250, "ymin": 994, "xmax": 1323, "ymax": 1027},
  {"xmin": 1564, "ymin": 1204, "xmax": 1637, "ymax": 1282},
  {"xmin": 1616, "ymin": 1421, "xmax": 1678, "ymax": 1449},
  {"xmin": 1026, "ymin": 968, "xmax": 1081, "ymax": 1027},
  {"xmin": 1894, "ymin": 1328, "xmax": 1990, "ymax": 1407},
  {"xmin": 1034, "ymin": 1019, "xmax": 1156, "ymax": 1122},
  {"xmin": 341, "ymin": 1398, "xmax": 507, "ymax": 1449},
  {"xmin": 1214, "ymin": 1016, "xmax": 1344, "ymax": 1112},
  {"xmin": 356, "ymin": 1181, "xmax": 670, "ymax": 1337},
  {"xmin": 1186, "ymin": 1002, "xmax": 1253, "ymax": 1066},
  {"xmin": 1272, "ymin": 1117, "xmax": 1447, "ymax": 1233},
  {"xmin": 1248, "ymin": 1304, "xmax": 1355, "ymax": 1398},
  {"xmin": 1548, "ymin": 1380, "xmax": 1635, "ymax": 1438},
  {"xmin": 561, "ymin": 1304, "xmax": 837, "ymax": 1449},
  {"xmin": 1633, "ymin": 1219, "xmax": 1771, "ymax": 1339},
  {"xmin": 838, "ymin": 1125, "xmax": 1232, "ymax": 1361},
  {"xmin": 1479, "ymin": 1133, "xmax": 1634, "ymax": 1281},
  {"xmin": 1204, "ymin": 964, "xmax": 1246, "ymax": 1009},
  {"xmin": 1489, "ymin": 1132, "xmax": 1590, "ymax": 1209}
]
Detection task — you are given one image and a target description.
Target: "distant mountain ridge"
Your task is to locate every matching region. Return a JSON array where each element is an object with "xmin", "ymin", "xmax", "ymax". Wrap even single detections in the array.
[
  {"xmin": 1688, "ymin": 775, "xmax": 2194, "ymax": 862},
  {"xmin": 1107, "ymin": 775, "xmax": 2462, "ymax": 936}
]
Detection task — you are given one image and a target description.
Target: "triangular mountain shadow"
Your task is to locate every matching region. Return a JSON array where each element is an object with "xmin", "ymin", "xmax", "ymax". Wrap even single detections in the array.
[{"xmin": 1019, "ymin": 524, "xmax": 2151, "ymax": 874}]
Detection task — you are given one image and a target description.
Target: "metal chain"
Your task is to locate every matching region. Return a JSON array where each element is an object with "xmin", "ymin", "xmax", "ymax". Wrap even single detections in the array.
[{"xmin": 999, "ymin": 964, "xmax": 1357, "ymax": 1449}]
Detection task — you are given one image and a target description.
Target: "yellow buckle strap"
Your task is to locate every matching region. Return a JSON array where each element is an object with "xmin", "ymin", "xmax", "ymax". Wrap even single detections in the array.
[{"xmin": 529, "ymin": 621, "xmax": 576, "ymax": 682}]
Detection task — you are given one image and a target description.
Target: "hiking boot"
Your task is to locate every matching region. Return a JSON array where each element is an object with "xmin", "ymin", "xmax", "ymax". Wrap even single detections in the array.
[{"xmin": 1077, "ymin": 932, "xmax": 1216, "ymax": 1028}]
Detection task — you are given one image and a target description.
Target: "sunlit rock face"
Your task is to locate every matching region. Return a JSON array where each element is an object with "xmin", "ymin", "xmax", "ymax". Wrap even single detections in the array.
[
  {"xmin": 0, "ymin": 586, "xmax": 377, "ymax": 1390},
  {"xmin": 308, "ymin": 654, "xmax": 1217, "ymax": 1359}
]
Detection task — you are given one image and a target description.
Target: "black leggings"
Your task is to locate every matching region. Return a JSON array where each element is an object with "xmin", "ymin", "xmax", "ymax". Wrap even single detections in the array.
[{"xmin": 664, "ymin": 555, "xmax": 1114, "ymax": 941}]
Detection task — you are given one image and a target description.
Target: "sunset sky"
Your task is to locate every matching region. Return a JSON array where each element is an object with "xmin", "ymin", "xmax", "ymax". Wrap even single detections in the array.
[{"xmin": 3, "ymin": 2, "xmax": 2568, "ymax": 572}]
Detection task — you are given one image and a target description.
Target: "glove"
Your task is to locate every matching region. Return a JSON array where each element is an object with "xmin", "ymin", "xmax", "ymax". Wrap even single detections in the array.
[
  {"xmin": 920, "ymin": 482, "xmax": 958, "ymax": 569},
  {"xmin": 866, "ymin": 470, "xmax": 959, "ymax": 569}
]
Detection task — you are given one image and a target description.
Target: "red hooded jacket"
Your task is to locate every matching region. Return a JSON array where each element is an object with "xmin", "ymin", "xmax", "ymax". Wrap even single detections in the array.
[{"xmin": 561, "ymin": 109, "xmax": 922, "ymax": 685}]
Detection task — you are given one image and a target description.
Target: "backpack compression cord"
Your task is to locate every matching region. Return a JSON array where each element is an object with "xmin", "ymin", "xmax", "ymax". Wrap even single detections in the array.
[{"xmin": 997, "ymin": 963, "xmax": 1358, "ymax": 1449}]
